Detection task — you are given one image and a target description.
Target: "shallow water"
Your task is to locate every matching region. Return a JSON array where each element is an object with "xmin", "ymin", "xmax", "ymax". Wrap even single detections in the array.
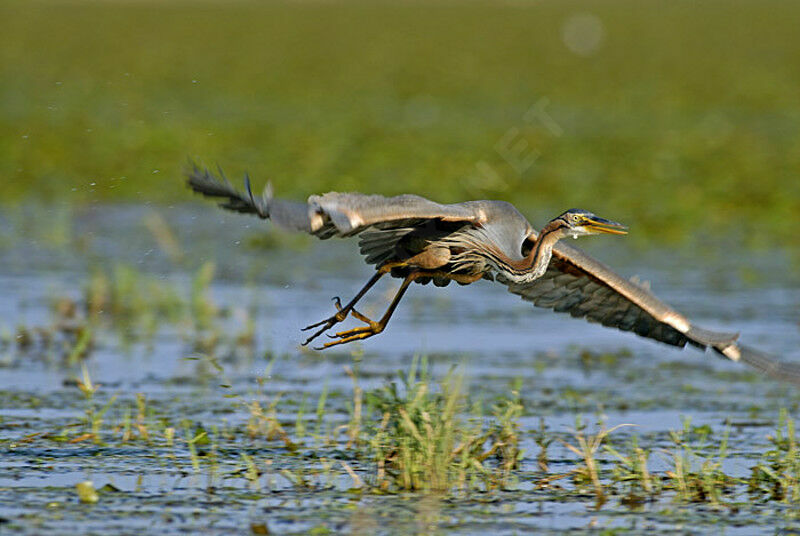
[{"xmin": 1, "ymin": 205, "xmax": 800, "ymax": 534}]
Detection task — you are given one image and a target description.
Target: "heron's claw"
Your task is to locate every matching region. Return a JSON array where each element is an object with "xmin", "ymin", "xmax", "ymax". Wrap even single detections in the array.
[
  {"xmin": 300, "ymin": 297, "xmax": 350, "ymax": 346},
  {"xmin": 300, "ymin": 297, "xmax": 344, "ymax": 332},
  {"xmin": 301, "ymin": 325, "xmax": 331, "ymax": 346}
]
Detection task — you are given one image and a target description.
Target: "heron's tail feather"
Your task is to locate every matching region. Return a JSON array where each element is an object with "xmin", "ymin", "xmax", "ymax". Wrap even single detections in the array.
[
  {"xmin": 186, "ymin": 162, "xmax": 271, "ymax": 218},
  {"xmin": 186, "ymin": 163, "xmax": 314, "ymax": 233}
]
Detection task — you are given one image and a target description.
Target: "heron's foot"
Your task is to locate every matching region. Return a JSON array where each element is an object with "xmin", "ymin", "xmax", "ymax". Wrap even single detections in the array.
[
  {"xmin": 315, "ymin": 312, "xmax": 384, "ymax": 350},
  {"xmin": 300, "ymin": 297, "xmax": 349, "ymax": 346}
]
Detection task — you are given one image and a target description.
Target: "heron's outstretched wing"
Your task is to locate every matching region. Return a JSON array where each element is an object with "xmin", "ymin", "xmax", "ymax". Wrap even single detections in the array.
[
  {"xmin": 500, "ymin": 240, "xmax": 800, "ymax": 383},
  {"xmin": 186, "ymin": 164, "xmax": 484, "ymax": 240}
]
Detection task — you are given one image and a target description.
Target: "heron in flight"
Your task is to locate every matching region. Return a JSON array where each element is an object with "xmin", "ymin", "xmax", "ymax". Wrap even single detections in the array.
[{"xmin": 187, "ymin": 164, "xmax": 798, "ymax": 383}]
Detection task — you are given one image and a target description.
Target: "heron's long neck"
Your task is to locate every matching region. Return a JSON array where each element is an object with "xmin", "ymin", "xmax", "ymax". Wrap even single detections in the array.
[{"xmin": 517, "ymin": 222, "xmax": 565, "ymax": 281}]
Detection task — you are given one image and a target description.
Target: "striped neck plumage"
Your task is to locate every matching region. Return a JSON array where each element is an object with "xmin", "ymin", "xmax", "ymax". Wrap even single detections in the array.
[
  {"xmin": 496, "ymin": 221, "xmax": 565, "ymax": 283},
  {"xmin": 518, "ymin": 221, "xmax": 566, "ymax": 282},
  {"xmin": 449, "ymin": 218, "xmax": 568, "ymax": 284}
]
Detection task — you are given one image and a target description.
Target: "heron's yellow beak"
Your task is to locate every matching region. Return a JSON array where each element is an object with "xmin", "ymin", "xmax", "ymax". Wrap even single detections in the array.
[{"xmin": 583, "ymin": 216, "xmax": 628, "ymax": 235}]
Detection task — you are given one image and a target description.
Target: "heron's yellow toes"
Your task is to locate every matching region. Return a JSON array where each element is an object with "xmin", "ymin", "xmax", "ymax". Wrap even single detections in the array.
[
  {"xmin": 330, "ymin": 324, "xmax": 380, "ymax": 338},
  {"xmin": 319, "ymin": 332, "xmax": 372, "ymax": 349},
  {"xmin": 316, "ymin": 322, "xmax": 384, "ymax": 350}
]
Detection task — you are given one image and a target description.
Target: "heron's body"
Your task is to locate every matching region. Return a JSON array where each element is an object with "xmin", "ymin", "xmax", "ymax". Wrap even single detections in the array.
[
  {"xmin": 356, "ymin": 200, "xmax": 533, "ymax": 284},
  {"xmin": 186, "ymin": 164, "xmax": 800, "ymax": 384}
]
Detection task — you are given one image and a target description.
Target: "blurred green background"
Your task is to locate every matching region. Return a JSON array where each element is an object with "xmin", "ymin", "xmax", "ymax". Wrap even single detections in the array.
[{"xmin": 2, "ymin": 0, "xmax": 799, "ymax": 248}]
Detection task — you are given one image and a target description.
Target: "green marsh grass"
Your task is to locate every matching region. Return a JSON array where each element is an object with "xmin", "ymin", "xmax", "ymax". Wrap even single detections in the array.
[
  {"xmin": 2, "ymin": 0, "xmax": 800, "ymax": 250},
  {"xmin": 561, "ymin": 418, "xmax": 633, "ymax": 503},
  {"xmin": 364, "ymin": 356, "xmax": 523, "ymax": 492},
  {"xmin": 5, "ymin": 260, "xmax": 250, "ymax": 364},
  {"xmin": 8, "ymin": 338, "xmax": 800, "ymax": 513},
  {"xmin": 749, "ymin": 409, "xmax": 800, "ymax": 502},
  {"xmin": 664, "ymin": 419, "xmax": 736, "ymax": 504},
  {"xmin": 76, "ymin": 364, "xmax": 117, "ymax": 445},
  {"xmin": 605, "ymin": 435, "xmax": 659, "ymax": 500}
]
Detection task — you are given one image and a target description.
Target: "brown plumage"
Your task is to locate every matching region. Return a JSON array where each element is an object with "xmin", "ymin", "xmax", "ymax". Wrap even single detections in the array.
[{"xmin": 187, "ymin": 164, "xmax": 800, "ymax": 385}]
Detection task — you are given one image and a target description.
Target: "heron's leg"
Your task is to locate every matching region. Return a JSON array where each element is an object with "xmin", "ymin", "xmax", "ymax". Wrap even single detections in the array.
[
  {"xmin": 345, "ymin": 271, "xmax": 482, "ymax": 328},
  {"xmin": 317, "ymin": 273, "xmax": 417, "ymax": 350},
  {"xmin": 300, "ymin": 271, "xmax": 383, "ymax": 346},
  {"xmin": 300, "ymin": 261, "xmax": 406, "ymax": 346}
]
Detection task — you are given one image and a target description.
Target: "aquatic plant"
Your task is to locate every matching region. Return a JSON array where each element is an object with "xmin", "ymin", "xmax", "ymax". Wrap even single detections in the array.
[
  {"xmin": 748, "ymin": 409, "xmax": 800, "ymax": 502},
  {"xmin": 605, "ymin": 435, "xmax": 660, "ymax": 499},
  {"xmin": 363, "ymin": 356, "xmax": 522, "ymax": 492},
  {"xmin": 560, "ymin": 417, "xmax": 632, "ymax": 503},
  {"xmin": 663, "ymin": 418, "xmax": 737, "ymax": 504}
]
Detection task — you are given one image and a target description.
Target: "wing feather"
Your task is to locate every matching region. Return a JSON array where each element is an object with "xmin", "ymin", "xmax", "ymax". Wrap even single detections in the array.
[
  {"xmin": 186, "ymin": 164, "xmax": 484, "ymax": 241},
  {"xmin": 502, "ymin": 243, "xmax": 730, "ymax": 349},
  {"xmin": 500, "ymin": 240, "xmax": 800, "ymax": 380}
]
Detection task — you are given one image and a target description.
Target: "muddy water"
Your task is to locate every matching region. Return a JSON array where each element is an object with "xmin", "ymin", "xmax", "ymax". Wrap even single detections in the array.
[{"xmin": 1, "ymin": 205, "xmax": 799, "ymax": 534}]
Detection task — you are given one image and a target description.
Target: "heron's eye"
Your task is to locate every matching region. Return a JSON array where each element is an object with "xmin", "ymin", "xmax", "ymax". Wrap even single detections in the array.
[{"xmin": 571, "ymin": 214, "xmax": 581, "ymax": 223}]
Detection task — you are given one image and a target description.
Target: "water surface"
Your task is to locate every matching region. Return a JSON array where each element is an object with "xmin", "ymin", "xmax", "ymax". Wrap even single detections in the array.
[{"xmin": 1, "ymin": 205, "xmax": 799, "ymax": 534}]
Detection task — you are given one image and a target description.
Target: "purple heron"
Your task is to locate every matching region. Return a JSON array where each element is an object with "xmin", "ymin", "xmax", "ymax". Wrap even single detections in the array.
[{"xmin": 187, "ymin": 164, "xmax": 798, "ymax": 384}]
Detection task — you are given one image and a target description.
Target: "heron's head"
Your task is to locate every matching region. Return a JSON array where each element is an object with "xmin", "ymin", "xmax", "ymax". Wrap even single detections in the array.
[{"xmin": 553, "ymin": 209, "xmax": 628, "ymax": 239}]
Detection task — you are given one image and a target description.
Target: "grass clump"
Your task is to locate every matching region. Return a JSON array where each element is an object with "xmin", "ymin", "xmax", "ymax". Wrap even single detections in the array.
[
  {"xmin": 363, "ymin": 356, "xmax": 523, "ymax": 492},
  {"xmin": 562, "ymin": 418, "xmax": 632, "ymax": 504},
  {"xmin": 605, "ymin": 435, "xmax": 659, "ymax": 502},
  {"xmin": 83, "ymin": 261, "xmax": 254, "ymax": 355},
  {"xmin": 663, "ymin": 419, "xmax": 736, "ymax": 504},
  {"xmin": 749, "ymin": 409, "xmax": 800, "ymax": 502},
  {"xmin": 85, "ymin": 263, "xmax": 187, "ymax": 339}
]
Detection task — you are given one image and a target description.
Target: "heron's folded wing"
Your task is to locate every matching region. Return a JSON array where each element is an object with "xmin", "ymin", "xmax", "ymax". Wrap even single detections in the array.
[
  {"xmin": 500, "ymin": 241, "xmax": 800, "ymax": 383},
  {"xmin": 186, "ymin": 164, "xmax": 484, "ymax": 238},
  {"xmin": 307, "ymin": 192, "xmax": 483, "ymax": 238}
]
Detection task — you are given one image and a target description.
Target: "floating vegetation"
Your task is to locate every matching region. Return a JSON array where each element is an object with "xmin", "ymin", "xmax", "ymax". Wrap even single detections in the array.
[
  {"xmin": 5, "ymin": 340, "xmax": 800, "ymax": 535},
  {"xmin": 74, "ymin": 481, "xmax": 99, "ymax": 504}
]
